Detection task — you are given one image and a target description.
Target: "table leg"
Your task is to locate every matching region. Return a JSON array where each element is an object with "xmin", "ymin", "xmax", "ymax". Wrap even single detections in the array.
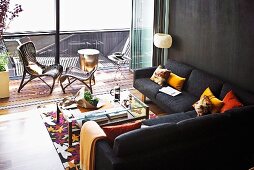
[
  {"xmin": 68, "ymin": 121, "xmax": 72, "ymax": 147},
  {"xmin": 56, "ymin": 103, "xmax": 60, "ymax": 123}
]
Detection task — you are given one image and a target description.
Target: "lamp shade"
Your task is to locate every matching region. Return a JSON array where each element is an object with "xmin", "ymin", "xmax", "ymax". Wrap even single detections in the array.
[{"xmin": 154, "ymin": 33, "xmax": 172, "ymax": 48}]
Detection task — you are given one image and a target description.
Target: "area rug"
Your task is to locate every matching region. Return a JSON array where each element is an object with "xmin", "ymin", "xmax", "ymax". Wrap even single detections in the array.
[
  {"xmin": 41, "ymin": 108, "xmax": 157, "ymax": 170},
  {"xmin": 41, "ymin": 110, "xmax": 81, "ymax": 170}
]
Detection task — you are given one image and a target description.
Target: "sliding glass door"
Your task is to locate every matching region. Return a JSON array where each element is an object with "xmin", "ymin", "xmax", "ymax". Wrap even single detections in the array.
[{"xmin": 130, "ymin": 0, "xmax": 154, "ymax": 69}]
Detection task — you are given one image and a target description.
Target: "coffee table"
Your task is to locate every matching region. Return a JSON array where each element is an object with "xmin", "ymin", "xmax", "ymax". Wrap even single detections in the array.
[{"xmin": 56, "ymin": 90, "xmax": 149, "ymax": 146}]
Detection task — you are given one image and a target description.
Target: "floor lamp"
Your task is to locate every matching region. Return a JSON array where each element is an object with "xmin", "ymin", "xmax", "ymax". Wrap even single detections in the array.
[{"xmin": 154, "ymin": 33, "xmax": 172, "ymax": 64}]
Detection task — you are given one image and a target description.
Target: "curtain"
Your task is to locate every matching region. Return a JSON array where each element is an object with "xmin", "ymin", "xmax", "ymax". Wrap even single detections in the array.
[{"xmin": 153, "ymin": 0, "xmax": 170, "ymax": 66}]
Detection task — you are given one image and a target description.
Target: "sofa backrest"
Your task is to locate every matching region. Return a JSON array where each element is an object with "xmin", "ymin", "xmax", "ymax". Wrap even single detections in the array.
[
  {"xmin": 113, "ymin": 106, "xmax": 254, "ymax": 159},
  {"xmin": 113, "ymin": 123, "xmax": 179, "ymax": 157},
  {"xmin": 220, "ymin": 83, "xmax": 254, "ymax": 105},
  {"xmin": 164, "ymin": 59, "xmax": 193, "ymax": 79},
  {"xmin": 184, "ymin": 69, "xmax": 223, "ymax": 97}
]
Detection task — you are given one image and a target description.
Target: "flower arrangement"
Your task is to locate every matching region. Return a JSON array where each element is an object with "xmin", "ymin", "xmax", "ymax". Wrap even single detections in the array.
[
  {"xmin": 0, "ymin": 0, "xmax": 23, "ymax": 37},
  {"xmin": 0, "ymin": 0, "xmax": 22, "ymax": 71}
]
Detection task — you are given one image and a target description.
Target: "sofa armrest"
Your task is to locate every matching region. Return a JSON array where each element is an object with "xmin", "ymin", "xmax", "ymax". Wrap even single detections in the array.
[
  {"xmin": 133, "ymin": 66, "xmax": 157, "ymax": 80},
  {"xmin": 95, "ymin": 140, "xmax": 124, "ymax": 170}
]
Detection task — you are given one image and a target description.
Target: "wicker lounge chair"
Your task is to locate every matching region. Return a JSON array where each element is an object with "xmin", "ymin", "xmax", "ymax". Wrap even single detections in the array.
[{"xmin": 17, "ymin": 41, "xmax": 63, "ymax": 94}]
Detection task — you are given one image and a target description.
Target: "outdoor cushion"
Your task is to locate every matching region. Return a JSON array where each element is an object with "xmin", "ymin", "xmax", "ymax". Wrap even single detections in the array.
[
  {"xmin": 155, "ymin": 91, "xmax": 198, "ymax": 113},
  {"xmin": 185, "ymin": 69, "xmax": 223, "ymax": 97},
  {"xmin": 134, "ymin": 78, "xmax": 161, "ymax": 100},
  {"xmin": 143, "ymin": 110, "xmax": 197, "ymax": 126}
]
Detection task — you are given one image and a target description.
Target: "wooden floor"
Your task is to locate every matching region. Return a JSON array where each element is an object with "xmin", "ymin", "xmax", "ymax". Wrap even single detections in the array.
[{"xmin": 0, "ymin": 69, "xmax": 165, "ymax": 170}]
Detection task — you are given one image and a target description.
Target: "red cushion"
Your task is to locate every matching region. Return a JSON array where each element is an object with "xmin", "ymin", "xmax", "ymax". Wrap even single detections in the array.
[
  {"xmin": 220, "ymin": 90, "xmax": 243, "ymax": 113},
  {"xmin": 102, "ymin": 121, "xmax": 142, "ymax": 142}
]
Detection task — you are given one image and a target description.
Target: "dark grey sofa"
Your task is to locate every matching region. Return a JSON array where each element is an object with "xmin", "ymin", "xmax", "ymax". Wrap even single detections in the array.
[
  {"xmin": 94, "ymin": 59, "xmax": 254, "ymax": 170},
  {"xmin": 134, "ymin": 59, "xmax": 254, "ymax": 114}
]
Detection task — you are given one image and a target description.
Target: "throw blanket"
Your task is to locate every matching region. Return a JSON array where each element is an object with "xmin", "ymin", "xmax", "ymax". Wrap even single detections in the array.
[{"xmin": 80, "ymin": 121, "xmax": 106, "ymax": 170}]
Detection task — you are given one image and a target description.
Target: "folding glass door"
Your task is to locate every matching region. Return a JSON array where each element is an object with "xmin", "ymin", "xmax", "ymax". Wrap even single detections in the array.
[{"xmin": 130, "ymin": 0, "xmax": 154, "ymax": 69}]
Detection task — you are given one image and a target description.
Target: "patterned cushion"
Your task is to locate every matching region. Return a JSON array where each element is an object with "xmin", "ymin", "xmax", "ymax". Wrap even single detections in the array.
[
  {"xmin": 150, "ymin": 65, "xmax": 171, "ymax": 86},
  {"xmin": 201, "ymin": 87, "xmax": 224, "ymax": 113},
  {"xmin": 193, "ymin": 95, "xmax": 212, "ymax": 116}
]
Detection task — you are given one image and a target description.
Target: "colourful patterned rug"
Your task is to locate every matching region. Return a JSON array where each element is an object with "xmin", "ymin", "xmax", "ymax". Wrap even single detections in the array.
[
  {"xmin": 41, "ymin": 107, "xmax": 158, "ymax": 170},
  {"xmin": 41, "ymin": 110, "xmax": 81, "ymax": 170}
]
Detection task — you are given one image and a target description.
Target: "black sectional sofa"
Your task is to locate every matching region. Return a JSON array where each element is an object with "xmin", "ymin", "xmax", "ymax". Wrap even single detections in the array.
[{"xmin": 94, "ymin": 59, "xmax": 254, "ymax": 170}]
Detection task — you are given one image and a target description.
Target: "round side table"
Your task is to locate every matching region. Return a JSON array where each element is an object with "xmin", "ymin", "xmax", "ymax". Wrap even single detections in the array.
[{"xmin": 78, "ymin": 49, "xmax": 100, "ymax": 72}]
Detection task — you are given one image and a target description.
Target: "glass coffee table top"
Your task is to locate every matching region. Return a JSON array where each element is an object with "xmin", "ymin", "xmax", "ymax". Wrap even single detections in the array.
[{"xmin": 56, "ymin": 90, "xmax": 149, "ymax": 146}]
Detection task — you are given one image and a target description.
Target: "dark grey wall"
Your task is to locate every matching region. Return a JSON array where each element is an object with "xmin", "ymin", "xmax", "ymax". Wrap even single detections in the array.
[{"xmin": 169, "ymin": 0, "xmax": 254, "ymax": 93}]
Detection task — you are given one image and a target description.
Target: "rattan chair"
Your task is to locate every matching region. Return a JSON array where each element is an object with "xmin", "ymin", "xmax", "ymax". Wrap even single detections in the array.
[
  {"xmin": 17, "ymin": 41, "xmax": 63, "ymax": 94},
  {"xmin": 59, "ymin": 66, "xmax": 97, "ymax": 93}
]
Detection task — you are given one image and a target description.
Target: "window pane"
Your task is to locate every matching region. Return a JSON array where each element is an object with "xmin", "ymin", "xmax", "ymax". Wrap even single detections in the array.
[
  {"xmin": 131, "ymin": 0, "xmax": 154, "ymax": 69},
  {"xmin": 60, "ymin": 0, "xmax": 132, "ymax": 31},
  {"xmin": 4, "ymin": 0, "xmax": 55, "ymax": 33}
]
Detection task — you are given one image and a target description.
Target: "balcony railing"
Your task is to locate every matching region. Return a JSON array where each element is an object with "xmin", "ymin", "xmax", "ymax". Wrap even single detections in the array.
[{"xmin": 3, "ymin": 30, "xmax": 130, "ymax": 78}]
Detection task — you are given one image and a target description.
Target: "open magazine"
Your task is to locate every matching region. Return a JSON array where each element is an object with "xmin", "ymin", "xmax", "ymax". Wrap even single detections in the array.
[{"xmin": 159, "ymin": 86, "xmax": 182, "ymax": 96}]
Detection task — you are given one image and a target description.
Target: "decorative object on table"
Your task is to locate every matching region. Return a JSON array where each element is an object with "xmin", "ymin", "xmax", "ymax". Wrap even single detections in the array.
[
  {"xmin": 110, "ymin": 85, "xmax": 120, "ymax": 102},
  {"xmin": 74, "ymin": 87, "xmax": 104, "ymax": 109}
]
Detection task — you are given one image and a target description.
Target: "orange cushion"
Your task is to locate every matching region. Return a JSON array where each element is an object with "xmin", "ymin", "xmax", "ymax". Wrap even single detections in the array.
[
  {"xmin": 201, "ymin": 87, "xmax": 224, "ymax": 113},
  {"xmin": 167, "ymin": 73, "xmax": 186, "ymax": 91},
  {"xmin": 102, "ymin": 121, "xmax": 142, "ymax": 142},
  {"xmin": 220, "ymin": 90, "xmax": 243, "ymax": 113}
]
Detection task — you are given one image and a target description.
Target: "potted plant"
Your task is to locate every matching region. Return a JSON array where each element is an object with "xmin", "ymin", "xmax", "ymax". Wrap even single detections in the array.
[
  {"xmin": 0, "ymin": 52, "xmax": 9, "ymax": 98},
  {"xmin": 0, "ymin": 0, "xmax": 22, "ymax": 98}
]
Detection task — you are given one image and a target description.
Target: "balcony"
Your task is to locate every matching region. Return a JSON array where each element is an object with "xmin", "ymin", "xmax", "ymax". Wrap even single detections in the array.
[{"xmin": 3, "ymin": 30, "xmax": 130, "ymax": 78}]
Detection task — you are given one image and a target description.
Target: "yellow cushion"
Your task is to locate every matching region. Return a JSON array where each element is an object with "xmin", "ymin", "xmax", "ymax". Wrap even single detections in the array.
[
  {"xmin": 201, "ymin": 87, "xmax": 224, "ymax": 113},
  {"xmin": 167, "ymin": 73, "xmax": 186, "ymax": 91}
]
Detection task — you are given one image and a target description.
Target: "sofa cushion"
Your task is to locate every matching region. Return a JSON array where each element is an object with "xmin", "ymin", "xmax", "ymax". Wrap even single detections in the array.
[
  {"xmin": 134, "ymin": 78, "xmax": 161, "ymax": 100},
  {"xmin": 192, "ymin": 95, "xmax": 212, "ymax": 116},
  {"xmin": 200, "ymin": 87, "xmax": 224, "ymax": 113},
  {"xmin": 164, "ymin": 59, "xmax": 193, "ymax": 79},
  {"xmin": 150, "ymin": 65, "xmax": 170, "ymax": 86},
  {"xmin": 185, "ymin": 69, "xmax": 223, "ymax": 97},
  {"xmin": 220, "ymin": 90, "xmax": 243, "ymax": 113},
  {"xmin": 167, "ymin": 72, "xmax": 186, "ymax": 91},
  {"xmin": 156, "ymin": 91, "xmax": 198, "ymax": 113},
  {"xmin": 220, "ymin": 83, "xmax": 254, "ymax": 105},
  {"xmin": 142, "ymin": 110, "xmax": 197, "ymax": 126},
  {"xmin": 102, "ymin": 121, "xmax": 142, "ymax": 143}
]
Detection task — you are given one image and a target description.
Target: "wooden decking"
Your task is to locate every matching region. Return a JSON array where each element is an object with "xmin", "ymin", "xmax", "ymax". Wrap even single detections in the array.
[{"xmin": 0, "ymin": 67, "xmax": 133, "ymax": 114}]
